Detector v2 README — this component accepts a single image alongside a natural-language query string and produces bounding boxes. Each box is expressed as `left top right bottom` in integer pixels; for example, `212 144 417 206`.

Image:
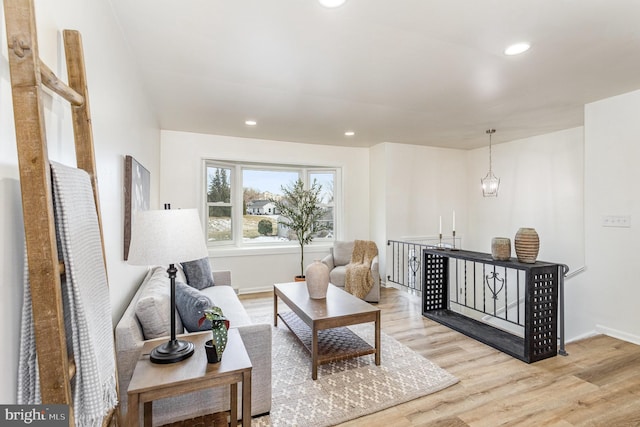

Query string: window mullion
233 164 243 245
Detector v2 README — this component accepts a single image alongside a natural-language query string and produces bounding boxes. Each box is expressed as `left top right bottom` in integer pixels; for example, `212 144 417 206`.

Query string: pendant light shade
481 129 500 197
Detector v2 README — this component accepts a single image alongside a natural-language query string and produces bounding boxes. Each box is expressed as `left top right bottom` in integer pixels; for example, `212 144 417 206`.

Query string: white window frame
203 160 341 249
204 161 235 245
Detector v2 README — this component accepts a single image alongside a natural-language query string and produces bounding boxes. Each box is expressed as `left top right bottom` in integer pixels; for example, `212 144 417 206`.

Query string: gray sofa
321 240 380 302
115 266 271 426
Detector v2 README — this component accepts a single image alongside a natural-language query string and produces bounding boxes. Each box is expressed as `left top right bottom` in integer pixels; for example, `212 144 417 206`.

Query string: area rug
251 316 458 427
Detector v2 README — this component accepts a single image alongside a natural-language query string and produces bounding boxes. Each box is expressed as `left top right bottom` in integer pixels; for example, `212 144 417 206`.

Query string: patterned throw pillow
181 257 215 290
175 281 214 332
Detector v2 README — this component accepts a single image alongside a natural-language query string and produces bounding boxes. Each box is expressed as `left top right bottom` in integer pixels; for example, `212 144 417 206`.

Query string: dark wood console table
422 248 560 363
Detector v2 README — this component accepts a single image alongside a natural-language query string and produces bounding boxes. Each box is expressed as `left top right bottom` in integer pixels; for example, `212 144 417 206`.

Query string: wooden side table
127 329 252 427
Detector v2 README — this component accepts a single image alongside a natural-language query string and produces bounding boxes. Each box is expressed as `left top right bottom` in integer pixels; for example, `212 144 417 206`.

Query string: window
243 168 299 243
309 171 335 239
204 161 339 247
205 164 233 243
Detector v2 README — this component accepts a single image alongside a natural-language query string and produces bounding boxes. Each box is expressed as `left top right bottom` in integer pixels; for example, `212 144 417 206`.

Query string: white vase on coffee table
305 260 330 299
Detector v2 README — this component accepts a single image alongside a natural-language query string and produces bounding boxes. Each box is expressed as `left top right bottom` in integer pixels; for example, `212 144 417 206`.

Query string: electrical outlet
602 215 631 228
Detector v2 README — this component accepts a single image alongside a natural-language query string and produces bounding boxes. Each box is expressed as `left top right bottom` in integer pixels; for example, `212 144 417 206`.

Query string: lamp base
150 339 195 364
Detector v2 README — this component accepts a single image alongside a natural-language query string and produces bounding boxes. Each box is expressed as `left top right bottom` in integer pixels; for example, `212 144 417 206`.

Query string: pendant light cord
486 129 495 174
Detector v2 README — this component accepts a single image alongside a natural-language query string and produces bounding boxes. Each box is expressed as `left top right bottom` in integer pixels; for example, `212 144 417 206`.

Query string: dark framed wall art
124 155 150 260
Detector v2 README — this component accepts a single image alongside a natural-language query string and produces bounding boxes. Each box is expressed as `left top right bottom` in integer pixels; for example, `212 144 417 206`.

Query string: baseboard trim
238 285 274 295
565 330 599 344
595 324 640 346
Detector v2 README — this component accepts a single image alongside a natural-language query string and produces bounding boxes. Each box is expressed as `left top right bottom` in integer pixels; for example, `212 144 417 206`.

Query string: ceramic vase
205 319 228 363
305 259 330 299
491 237 511 261
514 227 539 264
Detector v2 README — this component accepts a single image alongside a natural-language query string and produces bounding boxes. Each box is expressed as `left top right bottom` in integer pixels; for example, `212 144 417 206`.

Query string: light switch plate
602 215 631 228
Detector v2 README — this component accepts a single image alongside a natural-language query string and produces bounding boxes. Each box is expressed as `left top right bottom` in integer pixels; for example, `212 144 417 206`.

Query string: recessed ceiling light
504 42 530 56
319 0 347 8
245 120 257 126
344 131 355 136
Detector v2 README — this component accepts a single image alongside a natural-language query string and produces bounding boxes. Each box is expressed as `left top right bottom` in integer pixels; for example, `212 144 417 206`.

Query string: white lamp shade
127 209 208 266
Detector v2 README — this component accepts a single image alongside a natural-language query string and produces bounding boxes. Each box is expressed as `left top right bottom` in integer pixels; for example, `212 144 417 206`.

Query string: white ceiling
109 0 640 150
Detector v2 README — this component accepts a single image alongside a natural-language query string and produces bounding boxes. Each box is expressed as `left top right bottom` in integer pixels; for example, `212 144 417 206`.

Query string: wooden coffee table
274 282 381 380
127 329 252 427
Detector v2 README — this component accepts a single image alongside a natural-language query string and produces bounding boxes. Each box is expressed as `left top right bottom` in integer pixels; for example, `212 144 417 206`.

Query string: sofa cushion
175 281 214 332
329 265 347 287
181 257 215 290
134 267 183 339
332 240 355 266
201 285 252 328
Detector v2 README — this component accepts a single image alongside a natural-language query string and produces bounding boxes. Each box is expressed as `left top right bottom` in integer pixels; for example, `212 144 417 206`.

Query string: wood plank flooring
239 286 640 427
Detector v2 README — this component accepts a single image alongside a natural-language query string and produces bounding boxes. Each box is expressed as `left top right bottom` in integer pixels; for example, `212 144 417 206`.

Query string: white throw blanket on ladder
18 161 118 427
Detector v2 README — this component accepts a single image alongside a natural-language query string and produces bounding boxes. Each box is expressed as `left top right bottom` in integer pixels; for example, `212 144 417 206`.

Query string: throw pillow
135 267 184 339
333 240 355 266
181 257 215 290
175 281 214 332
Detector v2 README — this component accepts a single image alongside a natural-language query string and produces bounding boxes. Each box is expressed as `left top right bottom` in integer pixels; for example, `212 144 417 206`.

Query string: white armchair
321 240 380 302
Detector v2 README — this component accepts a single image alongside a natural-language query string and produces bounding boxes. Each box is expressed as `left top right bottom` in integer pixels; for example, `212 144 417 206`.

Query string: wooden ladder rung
39 60 84 106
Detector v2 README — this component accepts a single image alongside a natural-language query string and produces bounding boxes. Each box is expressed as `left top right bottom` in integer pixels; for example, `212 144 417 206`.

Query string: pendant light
481 129 500 197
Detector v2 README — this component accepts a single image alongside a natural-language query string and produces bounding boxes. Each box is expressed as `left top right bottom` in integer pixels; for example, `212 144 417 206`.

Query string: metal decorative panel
423 252 448 311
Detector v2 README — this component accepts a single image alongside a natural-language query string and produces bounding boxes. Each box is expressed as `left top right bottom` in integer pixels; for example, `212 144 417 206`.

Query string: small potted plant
271 178 329 280
198 306 229 363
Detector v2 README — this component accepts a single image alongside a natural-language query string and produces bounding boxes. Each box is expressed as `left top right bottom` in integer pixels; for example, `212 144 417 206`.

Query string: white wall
384 142 468 239
160 130 370 293
371 142 468 281
369 143 388 276
584 89 640 344
0 0 159 403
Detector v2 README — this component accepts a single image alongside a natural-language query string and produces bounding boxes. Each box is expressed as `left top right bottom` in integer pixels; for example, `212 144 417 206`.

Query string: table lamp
127 208 208 363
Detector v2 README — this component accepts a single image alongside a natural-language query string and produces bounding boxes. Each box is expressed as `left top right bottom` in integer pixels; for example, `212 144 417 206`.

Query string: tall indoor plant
271 178 329 279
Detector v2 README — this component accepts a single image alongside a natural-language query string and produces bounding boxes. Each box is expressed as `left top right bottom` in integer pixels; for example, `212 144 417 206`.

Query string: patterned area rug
252 316 458 427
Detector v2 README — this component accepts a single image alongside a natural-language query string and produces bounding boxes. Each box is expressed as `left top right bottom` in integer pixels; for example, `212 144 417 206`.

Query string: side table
127 329 252 427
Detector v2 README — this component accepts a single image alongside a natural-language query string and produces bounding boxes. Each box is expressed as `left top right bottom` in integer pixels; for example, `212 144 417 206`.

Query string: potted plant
271 178 329 280
198 306 229 363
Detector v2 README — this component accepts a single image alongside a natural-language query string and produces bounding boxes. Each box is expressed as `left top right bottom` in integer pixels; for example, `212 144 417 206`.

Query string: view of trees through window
243 169 299 242
206 166 232 242
206 163 336 245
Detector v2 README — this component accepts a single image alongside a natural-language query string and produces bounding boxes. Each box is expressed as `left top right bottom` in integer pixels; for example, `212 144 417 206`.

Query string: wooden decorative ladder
4 0 118 425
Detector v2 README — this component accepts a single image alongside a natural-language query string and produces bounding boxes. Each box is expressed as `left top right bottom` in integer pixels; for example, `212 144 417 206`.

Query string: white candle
439 216 442 234
453 210 456 232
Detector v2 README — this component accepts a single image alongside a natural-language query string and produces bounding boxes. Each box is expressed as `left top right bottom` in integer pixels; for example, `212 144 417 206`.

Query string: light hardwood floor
239 286 640 427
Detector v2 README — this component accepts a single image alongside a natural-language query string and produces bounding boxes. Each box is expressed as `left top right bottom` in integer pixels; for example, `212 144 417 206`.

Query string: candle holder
451 230 460 251
437 233 445 250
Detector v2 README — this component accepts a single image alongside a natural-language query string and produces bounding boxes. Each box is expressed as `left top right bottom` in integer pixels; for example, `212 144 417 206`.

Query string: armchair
321 240 380 302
